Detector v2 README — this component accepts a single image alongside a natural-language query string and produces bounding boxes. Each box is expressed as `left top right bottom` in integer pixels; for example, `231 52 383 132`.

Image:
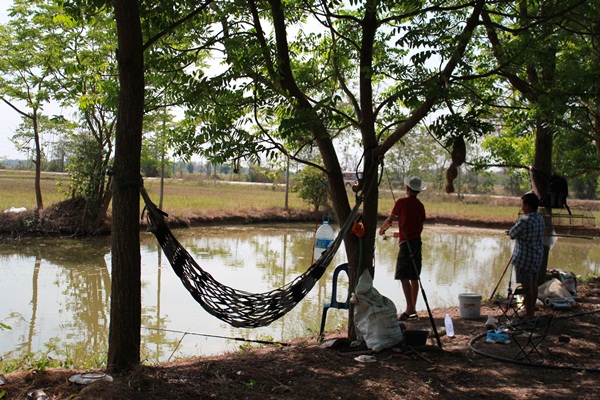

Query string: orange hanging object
352 221 365 238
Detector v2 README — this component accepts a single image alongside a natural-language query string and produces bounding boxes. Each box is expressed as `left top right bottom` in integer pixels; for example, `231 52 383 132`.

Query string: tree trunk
533 3 557 285
107 0 145 373
33 113 44 219
535 117 554 287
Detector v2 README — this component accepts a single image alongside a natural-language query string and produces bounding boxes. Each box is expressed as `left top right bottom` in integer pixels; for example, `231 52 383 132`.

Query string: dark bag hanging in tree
539 174 571 214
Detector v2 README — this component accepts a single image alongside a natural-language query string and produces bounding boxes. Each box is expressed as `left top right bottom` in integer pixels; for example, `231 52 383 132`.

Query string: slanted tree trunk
107 0 145 373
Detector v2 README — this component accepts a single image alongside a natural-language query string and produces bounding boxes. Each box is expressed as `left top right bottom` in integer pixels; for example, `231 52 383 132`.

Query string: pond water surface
1 223 598 365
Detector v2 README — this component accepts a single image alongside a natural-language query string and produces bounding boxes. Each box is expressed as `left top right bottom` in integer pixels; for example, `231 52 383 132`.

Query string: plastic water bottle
444 314 455 337
313 220 335 260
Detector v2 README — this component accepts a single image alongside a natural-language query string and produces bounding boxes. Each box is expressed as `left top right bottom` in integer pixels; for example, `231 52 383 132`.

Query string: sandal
398 312 418 321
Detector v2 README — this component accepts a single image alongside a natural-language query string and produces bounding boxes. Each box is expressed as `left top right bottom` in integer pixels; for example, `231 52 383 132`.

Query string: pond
1 223 598 365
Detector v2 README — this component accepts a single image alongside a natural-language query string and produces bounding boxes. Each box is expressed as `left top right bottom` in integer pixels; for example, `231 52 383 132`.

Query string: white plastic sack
3 207 27 214
538 278 574 302
546 269 577 295
352 271 403 352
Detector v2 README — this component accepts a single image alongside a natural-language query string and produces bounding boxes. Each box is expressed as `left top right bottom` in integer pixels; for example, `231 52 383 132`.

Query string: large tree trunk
108 0 145 373
534 116 555 287
532 2 557 286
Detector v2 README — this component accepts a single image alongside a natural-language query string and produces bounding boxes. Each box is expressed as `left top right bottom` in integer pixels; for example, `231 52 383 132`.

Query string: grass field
0 170 71 210
0 169 597 225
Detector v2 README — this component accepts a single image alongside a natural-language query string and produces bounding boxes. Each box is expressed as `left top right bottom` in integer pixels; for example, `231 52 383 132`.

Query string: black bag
539 174 571 214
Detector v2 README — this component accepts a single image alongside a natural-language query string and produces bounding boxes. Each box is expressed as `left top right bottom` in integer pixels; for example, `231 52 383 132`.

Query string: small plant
256 335 275 343
244 379 256 390
238 342 253 352
0 339 108 374
304 327 316 336
578 274 600 284
22 353 54 373
0 322 11 331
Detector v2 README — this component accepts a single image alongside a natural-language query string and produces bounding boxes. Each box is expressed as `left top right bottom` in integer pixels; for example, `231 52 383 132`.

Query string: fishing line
142 327 290 348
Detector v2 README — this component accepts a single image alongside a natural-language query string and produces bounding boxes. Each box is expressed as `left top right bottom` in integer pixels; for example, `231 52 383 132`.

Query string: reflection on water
1 224 598 365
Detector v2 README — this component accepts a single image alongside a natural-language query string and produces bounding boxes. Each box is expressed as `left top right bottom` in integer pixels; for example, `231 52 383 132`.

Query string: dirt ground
2 279 600 400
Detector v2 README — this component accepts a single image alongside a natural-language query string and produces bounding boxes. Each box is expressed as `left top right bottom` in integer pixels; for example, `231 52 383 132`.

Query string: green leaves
428 110 494 143
292 166 328 212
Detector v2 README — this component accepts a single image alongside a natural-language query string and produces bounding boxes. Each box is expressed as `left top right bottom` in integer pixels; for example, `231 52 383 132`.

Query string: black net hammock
140 187 363 328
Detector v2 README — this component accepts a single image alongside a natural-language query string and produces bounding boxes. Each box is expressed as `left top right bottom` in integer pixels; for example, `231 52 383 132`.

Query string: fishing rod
489 254 513 300
385 171 442 348
143 326 291 347
399 222 443 349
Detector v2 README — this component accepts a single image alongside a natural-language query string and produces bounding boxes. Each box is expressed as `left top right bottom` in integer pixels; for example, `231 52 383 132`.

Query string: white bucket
458 293 482 319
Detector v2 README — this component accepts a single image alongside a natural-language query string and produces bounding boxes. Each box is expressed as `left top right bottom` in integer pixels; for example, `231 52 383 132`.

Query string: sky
0 1 358 164
0 0 75 160
0 0 20 159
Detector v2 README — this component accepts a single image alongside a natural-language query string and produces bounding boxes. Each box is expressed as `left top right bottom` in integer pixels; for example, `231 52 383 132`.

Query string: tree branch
144 0 214 51
375 0 485 158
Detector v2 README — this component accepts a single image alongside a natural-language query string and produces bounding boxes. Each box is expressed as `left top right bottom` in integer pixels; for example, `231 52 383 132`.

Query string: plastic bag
545 269 577 295
352 271 403 352
538 278 575 302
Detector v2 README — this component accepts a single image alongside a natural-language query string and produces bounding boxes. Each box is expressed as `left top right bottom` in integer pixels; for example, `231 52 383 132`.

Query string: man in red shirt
379 176 426 321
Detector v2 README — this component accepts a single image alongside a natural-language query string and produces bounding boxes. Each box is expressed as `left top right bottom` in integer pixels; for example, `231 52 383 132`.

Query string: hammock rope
140 186 363 328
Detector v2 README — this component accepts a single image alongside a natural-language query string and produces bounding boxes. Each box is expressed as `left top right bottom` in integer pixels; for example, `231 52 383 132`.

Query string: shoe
398 312 418 321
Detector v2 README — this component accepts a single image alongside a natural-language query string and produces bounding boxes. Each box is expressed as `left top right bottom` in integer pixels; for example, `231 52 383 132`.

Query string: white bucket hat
404 176 426 192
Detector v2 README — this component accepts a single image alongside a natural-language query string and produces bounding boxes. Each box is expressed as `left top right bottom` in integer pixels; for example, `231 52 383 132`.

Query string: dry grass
0 170 598 227
0 170 70 210
142 177 307 212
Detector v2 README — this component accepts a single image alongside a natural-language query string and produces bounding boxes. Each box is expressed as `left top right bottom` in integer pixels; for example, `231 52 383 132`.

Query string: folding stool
512 314 554 363
495 285 527 322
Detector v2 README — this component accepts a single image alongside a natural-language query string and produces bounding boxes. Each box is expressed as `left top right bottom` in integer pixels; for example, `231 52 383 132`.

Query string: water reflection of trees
541 237 599 275
5 225 597 364
140 249 182 364
46 238 111 356
0 237 113 363
427 232 511 287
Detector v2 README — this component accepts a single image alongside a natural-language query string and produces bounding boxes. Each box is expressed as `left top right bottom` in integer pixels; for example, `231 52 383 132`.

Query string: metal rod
490 254 513 300
399 223 443 349
143 326 291 346
386 172 441 348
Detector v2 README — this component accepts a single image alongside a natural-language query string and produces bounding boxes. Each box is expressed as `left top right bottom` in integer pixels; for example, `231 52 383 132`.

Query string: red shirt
391 196 426 242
